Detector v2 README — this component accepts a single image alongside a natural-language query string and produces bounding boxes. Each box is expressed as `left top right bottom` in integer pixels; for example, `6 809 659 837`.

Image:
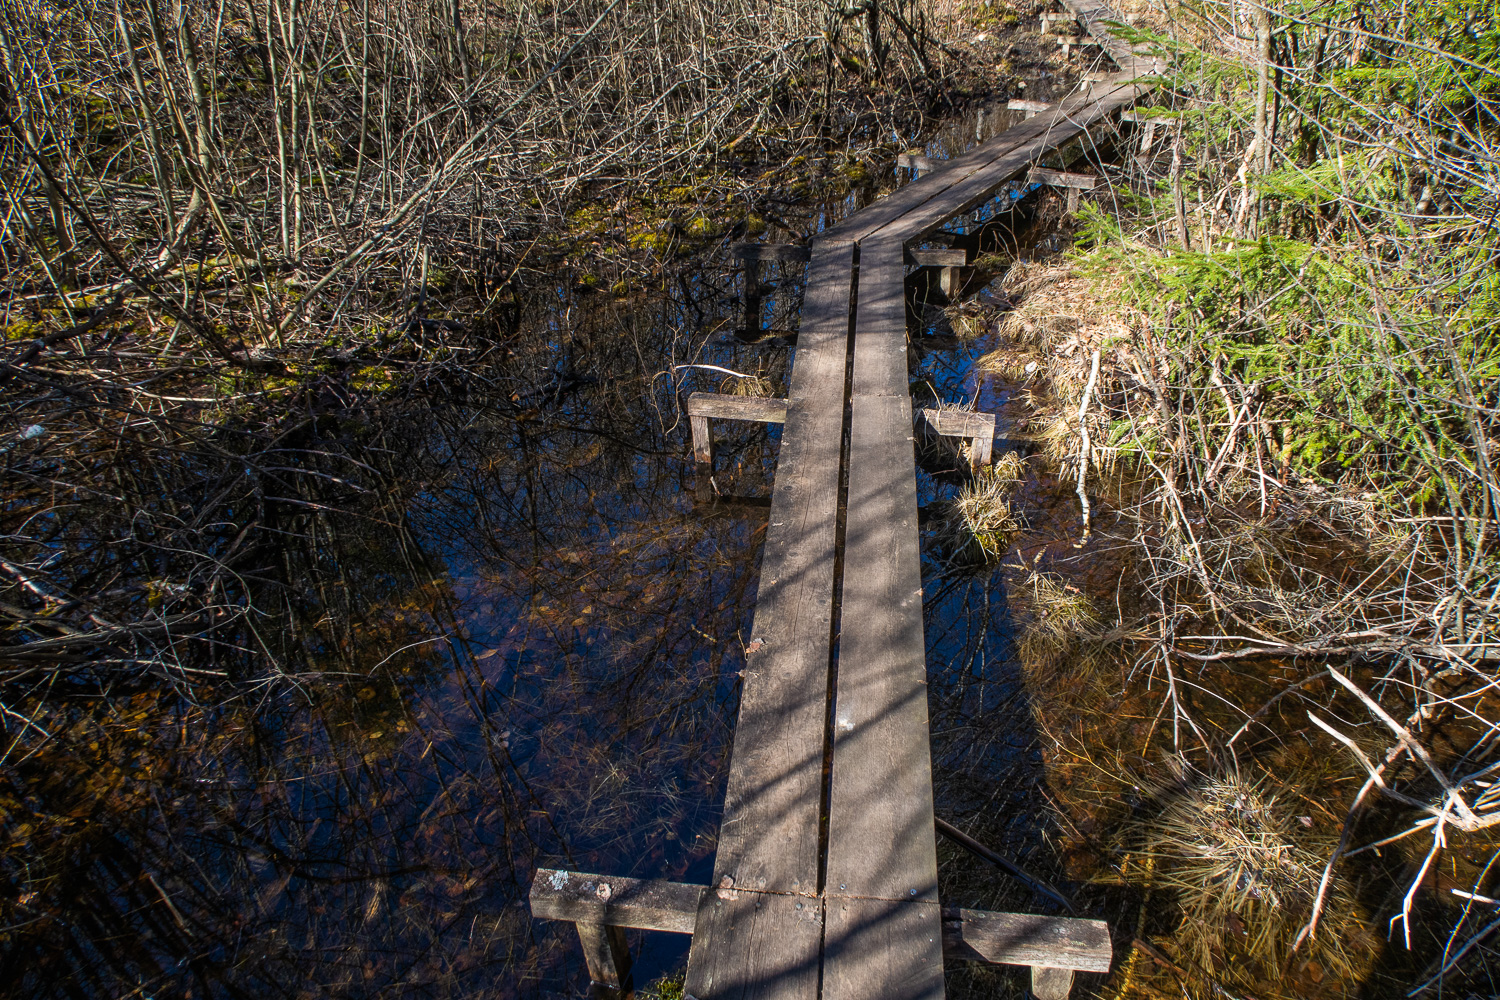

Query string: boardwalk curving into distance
531 4 1159 997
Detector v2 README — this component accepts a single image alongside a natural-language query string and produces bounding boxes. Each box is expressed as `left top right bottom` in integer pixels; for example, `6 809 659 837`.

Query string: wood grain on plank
686 392 789 423
823 897 945 1000
907 248 966 267
850 240 910 398
686 891 823 1000
825 394 938 904
918 409 995 441
942 909 1112 972
703 240 852 892
684 239 854 1000
530 870 705 933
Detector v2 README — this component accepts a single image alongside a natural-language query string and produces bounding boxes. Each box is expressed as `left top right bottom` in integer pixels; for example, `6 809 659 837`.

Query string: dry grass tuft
1011 571 1099 667
950 453 1027 562
722 374 775 397
1132 762 1364 989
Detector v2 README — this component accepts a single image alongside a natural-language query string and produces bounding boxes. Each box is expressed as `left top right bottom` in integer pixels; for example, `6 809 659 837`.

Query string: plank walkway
532 5 1156 997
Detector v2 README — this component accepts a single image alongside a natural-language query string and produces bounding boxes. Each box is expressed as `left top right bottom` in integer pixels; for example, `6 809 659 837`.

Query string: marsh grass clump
722 374 775 397
948 452 1026 562
639 972 686 1000
1011 571 1099 667
1134 763 1363 991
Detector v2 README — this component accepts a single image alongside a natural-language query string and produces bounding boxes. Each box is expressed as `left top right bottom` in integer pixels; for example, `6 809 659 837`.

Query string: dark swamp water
0 101 1100 1000
4 94 1473 999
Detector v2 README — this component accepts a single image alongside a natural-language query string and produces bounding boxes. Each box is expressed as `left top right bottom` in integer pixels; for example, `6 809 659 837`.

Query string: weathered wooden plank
704 240 852 891
1007 98 1054 115
918 408 995 441
687 891 823 1000
1028 167 1101 190
865 81 1147 245
825 393 937 904
823 897 945 1000
684 239 854 1000
535 868 1110 979
819 109 1062 244
1038 10 1077 33
941 909 1112 973
1120 109 1174 125
851 239 910 398
1058 0 1159 74
530 869 704 933
907 248 967 267
824 68 1148 246
687 392 789 423
732 243 812 262
897 152 938 172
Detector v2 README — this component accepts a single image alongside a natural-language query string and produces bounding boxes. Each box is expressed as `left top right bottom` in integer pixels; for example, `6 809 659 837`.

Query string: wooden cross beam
1006 99 1054 118
918 408 996 471
1026 167 1102 214
531 870 1112 1000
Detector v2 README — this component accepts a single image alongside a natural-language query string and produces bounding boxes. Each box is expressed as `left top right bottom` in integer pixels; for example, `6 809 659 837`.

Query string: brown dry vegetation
0 0 988 706
958 0 1500 995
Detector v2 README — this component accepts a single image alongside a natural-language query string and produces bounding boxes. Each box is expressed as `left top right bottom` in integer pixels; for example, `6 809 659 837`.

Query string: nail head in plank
685 891 823 1000
941 909 1112 973
530 869 705 934
706 240 854 894
687 392 789 423
823 897 945 1000
825 394 939 902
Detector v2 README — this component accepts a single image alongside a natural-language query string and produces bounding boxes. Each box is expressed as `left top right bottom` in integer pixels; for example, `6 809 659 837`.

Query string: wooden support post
1031 966 1075 1000
939 266 959 299
577 921 633 999
1135 118 1158 172
970 425 994 470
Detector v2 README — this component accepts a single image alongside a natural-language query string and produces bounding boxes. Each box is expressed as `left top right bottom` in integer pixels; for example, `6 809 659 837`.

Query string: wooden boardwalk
531 5 1156 998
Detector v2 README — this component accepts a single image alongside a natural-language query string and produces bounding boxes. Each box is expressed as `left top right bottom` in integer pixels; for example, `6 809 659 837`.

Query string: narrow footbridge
531 6 1157 997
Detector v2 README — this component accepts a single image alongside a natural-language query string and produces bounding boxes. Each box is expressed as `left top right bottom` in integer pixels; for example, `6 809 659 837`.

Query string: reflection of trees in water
1 267 787 997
